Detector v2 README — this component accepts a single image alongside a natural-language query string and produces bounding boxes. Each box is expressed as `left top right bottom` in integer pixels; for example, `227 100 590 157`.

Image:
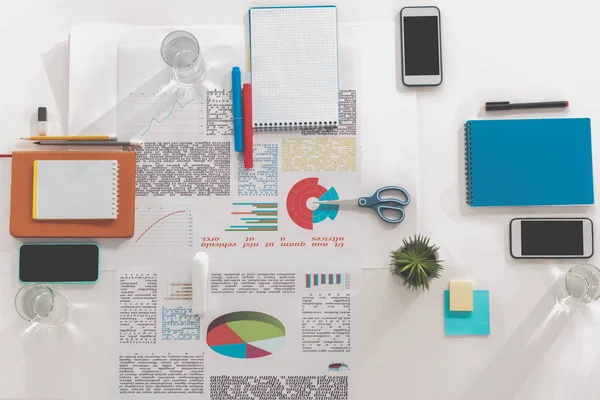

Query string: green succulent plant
390 235 443 291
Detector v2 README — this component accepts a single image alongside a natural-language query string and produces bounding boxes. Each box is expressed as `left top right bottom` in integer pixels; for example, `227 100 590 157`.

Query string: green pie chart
206 311 286 359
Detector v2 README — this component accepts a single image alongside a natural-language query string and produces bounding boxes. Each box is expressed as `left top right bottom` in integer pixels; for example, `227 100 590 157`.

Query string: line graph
140 99 194 136
127 206 193 247
135 210 186 242
119 93 206 138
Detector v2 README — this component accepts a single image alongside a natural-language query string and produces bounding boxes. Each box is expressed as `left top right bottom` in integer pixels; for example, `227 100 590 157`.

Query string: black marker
485 101 569 111
37 107 47 136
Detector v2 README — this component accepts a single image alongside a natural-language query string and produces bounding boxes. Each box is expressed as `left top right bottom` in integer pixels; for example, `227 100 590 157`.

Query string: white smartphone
510 218 594 259
400 6 443 86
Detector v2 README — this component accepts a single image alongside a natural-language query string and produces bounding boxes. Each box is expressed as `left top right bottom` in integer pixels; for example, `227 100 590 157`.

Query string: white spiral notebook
249 6 339 130
33 160 119 220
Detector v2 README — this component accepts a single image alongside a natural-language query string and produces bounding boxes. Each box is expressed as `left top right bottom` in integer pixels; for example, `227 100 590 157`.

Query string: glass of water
161 30 206 85
555 264 600 305
15 284 70 327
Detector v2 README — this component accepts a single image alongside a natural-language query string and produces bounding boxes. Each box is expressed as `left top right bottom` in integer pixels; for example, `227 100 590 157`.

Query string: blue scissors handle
375 204 406 224
358 186 410 224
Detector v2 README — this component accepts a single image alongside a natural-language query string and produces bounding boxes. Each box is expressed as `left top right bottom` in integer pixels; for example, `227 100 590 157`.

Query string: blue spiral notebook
465 118 594 207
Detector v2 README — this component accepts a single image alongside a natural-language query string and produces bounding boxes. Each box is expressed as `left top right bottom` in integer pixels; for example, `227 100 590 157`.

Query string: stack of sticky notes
444 281 490 336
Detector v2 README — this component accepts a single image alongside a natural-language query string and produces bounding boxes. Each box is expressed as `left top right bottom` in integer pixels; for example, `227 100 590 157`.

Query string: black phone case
509 218 594 259
18 242 100 283
399 6 443 87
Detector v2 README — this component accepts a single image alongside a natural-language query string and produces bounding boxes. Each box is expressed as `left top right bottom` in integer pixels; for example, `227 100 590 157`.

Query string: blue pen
231 67 243 152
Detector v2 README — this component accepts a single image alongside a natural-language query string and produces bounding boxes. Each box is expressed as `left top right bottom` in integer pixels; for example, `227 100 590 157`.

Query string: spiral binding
253 121 338 131
464 122 474 206
112 161 119 218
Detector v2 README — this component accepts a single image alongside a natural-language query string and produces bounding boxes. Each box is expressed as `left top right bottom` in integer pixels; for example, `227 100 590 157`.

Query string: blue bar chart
226 202 278 232
305 273 350 290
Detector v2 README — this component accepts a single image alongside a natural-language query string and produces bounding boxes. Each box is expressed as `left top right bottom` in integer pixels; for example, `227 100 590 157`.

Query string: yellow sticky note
449 281 473 311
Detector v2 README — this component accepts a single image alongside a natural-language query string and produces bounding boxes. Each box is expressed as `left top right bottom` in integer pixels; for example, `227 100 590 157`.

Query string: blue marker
231 66 243 152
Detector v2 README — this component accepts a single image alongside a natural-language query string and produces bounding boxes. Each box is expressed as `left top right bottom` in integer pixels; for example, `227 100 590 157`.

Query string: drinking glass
555 264 600 305
161 30 206 85
15 284 70 327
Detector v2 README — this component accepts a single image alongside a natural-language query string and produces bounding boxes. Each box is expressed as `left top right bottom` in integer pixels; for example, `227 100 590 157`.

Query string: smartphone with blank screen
400 6 443 86
510 218 594 259
19 243 100 283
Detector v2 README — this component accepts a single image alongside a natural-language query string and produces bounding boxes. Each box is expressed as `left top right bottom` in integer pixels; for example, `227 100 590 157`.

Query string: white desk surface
2 0 600 399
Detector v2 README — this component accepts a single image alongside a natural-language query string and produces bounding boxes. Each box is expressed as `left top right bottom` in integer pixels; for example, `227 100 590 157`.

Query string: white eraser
192 252 210 317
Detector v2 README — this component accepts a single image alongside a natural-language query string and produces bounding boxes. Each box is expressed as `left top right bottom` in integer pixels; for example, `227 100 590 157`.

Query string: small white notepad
249 6 339 129
33 160 119 220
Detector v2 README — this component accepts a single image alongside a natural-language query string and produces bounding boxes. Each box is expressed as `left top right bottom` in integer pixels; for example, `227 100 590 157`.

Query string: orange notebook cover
10 151 136 238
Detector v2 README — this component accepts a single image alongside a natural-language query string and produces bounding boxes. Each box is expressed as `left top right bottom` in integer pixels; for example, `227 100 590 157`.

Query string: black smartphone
400 6 443 86
510 218 594 259
19 243 100 283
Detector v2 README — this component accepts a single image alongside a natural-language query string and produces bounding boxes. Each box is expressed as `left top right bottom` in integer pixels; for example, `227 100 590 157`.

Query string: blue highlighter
231 66 243 152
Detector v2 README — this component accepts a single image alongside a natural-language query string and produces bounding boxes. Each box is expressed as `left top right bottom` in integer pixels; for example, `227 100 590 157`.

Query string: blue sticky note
444 290 490 336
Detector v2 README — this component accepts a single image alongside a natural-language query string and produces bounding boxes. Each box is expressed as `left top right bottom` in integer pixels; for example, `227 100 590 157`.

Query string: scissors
316 186 410 224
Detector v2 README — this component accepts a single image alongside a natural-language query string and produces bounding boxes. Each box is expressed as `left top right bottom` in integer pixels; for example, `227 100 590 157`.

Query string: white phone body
510 218 594 259
400 6 443 86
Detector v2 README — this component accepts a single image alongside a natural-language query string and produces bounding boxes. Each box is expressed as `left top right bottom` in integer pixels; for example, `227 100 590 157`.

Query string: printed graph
226 202 278 232
286 178 339 230
329 362 349 372
207 311 286 359
120 93 205 137
128 206 193 247
305 273 350 290
164 283 192 301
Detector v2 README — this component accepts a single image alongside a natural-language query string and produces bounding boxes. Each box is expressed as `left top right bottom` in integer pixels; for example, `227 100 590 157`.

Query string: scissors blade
313 199 359 206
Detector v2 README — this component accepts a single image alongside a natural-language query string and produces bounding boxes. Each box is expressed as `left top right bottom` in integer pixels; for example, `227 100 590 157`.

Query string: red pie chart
286 177 339 230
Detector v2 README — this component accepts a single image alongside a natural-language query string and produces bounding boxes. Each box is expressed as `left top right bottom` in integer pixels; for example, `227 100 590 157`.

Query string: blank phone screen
19 244 99 282
403 16 440 76
521 221 584 256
